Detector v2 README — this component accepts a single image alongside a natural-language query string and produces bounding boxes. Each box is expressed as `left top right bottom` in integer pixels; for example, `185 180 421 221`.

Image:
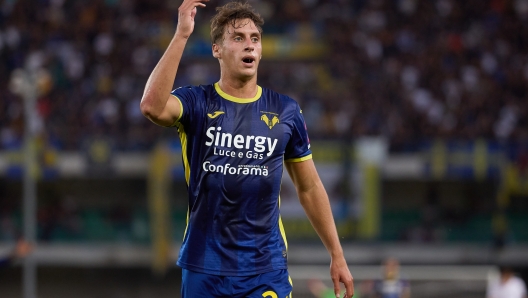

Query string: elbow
139 97 157 119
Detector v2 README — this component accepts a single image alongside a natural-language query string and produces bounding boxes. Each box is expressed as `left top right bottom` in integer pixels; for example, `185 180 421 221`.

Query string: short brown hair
210 1 264 44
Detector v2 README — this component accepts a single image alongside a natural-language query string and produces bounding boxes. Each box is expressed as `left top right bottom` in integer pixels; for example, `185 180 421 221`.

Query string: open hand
176 0 209 39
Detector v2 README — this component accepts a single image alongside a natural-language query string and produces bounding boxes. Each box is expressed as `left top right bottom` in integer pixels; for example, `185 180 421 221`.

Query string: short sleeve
170 85 205 128
284 103 312 162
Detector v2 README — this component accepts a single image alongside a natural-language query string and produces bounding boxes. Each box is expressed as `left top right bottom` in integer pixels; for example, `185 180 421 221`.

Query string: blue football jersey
374 279 410 298
172 83 312 276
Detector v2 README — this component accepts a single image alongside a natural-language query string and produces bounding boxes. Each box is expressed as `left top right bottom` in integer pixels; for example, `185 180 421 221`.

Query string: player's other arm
285 159 354 298
140 0 209 126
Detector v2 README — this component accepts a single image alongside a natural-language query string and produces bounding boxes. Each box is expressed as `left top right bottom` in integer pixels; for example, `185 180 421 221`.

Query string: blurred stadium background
1 0 528 297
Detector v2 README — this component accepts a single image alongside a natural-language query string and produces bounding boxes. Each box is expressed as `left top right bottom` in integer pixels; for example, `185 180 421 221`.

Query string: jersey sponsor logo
260 111 280 129
207 111 225 119
205 126 278 158
202 161 269 176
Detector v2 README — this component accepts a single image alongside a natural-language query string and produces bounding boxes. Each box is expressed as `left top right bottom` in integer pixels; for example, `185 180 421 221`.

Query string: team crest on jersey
260 111 280 129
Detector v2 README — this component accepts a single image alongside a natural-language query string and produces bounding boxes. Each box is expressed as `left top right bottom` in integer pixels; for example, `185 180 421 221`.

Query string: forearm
141 34 188 118
287 160 354 297
299 183 343 257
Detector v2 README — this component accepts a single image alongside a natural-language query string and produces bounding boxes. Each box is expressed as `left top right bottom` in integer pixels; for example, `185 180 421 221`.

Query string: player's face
213 18 262 81
384 259 400 280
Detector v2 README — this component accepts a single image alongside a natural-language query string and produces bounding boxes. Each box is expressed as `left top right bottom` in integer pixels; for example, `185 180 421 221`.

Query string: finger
180 0 208 11
344 278 354 298
333 277 341 298
179 0 208 21
190 0 210 8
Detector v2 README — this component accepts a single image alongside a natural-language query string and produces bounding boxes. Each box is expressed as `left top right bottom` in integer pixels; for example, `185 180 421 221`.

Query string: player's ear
212 43 221 59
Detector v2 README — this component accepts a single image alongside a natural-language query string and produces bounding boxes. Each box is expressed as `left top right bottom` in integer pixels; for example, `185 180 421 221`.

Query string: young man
140 0 354 297
372 258 410 298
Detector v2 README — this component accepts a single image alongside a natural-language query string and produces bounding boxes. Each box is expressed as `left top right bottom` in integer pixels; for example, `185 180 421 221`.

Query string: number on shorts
262 291 278 298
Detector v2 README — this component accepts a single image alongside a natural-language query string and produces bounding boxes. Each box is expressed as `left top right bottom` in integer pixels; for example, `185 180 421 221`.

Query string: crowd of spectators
1 0 528 152
3 0 528 246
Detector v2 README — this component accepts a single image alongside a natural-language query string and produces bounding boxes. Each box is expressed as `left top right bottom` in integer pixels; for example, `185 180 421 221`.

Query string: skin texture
140 1 354 297
212 18 262 98
285 160 354 297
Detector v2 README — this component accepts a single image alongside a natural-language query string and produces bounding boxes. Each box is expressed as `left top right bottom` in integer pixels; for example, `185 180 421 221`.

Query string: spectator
487 265 528 298
1 1 527 151
0 239 34 267
371 257 410 298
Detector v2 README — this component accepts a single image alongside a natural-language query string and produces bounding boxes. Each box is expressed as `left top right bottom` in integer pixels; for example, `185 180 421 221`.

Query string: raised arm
140 0 209 126
285 159 354 298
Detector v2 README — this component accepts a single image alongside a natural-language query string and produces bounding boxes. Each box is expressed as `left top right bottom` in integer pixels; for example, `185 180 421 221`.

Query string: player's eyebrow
231 31 261 40
232 29 259 35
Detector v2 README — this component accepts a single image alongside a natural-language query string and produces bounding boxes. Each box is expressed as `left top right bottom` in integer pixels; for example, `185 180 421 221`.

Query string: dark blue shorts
181 269 293 298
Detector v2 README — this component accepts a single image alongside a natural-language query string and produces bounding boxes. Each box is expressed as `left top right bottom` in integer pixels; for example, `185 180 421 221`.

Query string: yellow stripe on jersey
278 216 287 250
278 196 288 250
175 123 191 185
183 206 189 242
285 154 312 163
175 121 191 240
214 82 262 103
170 95 184 127
289 275 293 298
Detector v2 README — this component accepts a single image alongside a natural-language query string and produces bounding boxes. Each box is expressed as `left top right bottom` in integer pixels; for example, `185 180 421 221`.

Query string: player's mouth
242 56 256 66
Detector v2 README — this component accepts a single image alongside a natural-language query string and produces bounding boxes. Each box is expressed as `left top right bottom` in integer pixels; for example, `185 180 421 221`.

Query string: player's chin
238 69 257 79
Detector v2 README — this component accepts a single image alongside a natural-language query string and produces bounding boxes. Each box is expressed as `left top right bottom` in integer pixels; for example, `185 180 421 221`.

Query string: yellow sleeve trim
285 154 312 163
170 94 184 127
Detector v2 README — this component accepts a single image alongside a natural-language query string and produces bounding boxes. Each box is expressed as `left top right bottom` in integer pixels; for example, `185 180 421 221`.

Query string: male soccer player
372 258 410 298
140 0 354 297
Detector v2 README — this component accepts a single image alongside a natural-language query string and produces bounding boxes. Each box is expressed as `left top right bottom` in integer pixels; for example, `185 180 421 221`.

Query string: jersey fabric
172 82 312 276
181 268 293 298
373 278 410 298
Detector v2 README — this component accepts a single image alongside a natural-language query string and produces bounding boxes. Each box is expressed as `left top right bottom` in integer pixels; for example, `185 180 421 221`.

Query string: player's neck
217 77 258 99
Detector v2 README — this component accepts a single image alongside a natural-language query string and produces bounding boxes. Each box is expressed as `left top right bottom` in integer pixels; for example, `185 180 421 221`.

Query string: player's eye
251 37 259 42
234 36 242 41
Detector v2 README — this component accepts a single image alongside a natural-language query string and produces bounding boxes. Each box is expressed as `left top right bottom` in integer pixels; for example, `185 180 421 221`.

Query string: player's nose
244 44 254 51
244 38 254 51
